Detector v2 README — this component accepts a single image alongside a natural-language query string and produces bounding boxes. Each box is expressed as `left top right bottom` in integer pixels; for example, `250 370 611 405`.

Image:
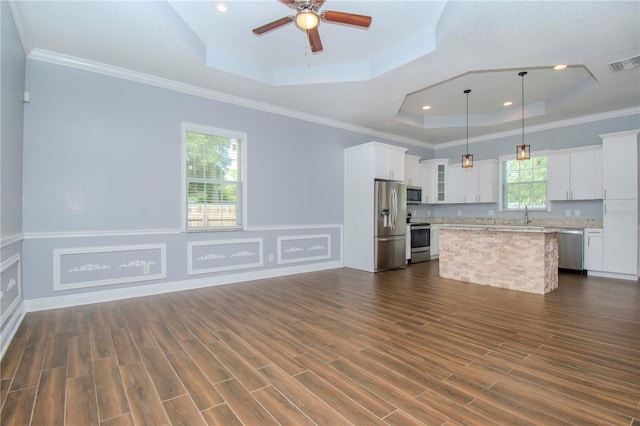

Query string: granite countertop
435 224 557 233
411 216 602 229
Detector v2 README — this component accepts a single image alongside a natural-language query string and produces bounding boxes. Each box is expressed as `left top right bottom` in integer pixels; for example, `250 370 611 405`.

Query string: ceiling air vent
609 55 640 72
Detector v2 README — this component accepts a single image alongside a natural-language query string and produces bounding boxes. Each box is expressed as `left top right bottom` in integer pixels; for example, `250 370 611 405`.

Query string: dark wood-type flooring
1 261 639 425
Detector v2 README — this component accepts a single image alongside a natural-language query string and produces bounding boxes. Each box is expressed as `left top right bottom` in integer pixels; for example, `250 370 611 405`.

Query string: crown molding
7 1 34 55
435 106 640 150
27 49 432 150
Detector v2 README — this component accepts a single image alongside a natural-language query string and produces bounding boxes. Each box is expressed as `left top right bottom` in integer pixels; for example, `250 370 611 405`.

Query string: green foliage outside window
503 156 547 210
186 130 242 229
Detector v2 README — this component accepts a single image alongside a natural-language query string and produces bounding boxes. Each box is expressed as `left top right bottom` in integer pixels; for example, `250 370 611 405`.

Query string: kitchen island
437 225 559 294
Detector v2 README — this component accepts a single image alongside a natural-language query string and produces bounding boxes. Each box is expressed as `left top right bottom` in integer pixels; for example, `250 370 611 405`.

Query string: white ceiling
9 0 640 148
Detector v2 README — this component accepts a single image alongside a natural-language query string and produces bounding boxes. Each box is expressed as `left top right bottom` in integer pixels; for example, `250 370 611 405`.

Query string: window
182 123 246 231
501 155 548 210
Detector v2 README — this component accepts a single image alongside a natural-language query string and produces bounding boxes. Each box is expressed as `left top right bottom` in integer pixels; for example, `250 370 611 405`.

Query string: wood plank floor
1 261 639 425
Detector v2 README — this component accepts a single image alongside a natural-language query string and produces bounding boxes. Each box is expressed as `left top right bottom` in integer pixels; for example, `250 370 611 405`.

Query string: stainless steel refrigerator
374 179 407 271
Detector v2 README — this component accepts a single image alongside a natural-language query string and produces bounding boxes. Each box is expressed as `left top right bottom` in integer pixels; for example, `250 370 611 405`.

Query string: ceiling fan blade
321 11 372 28
307 27 323 52
280 0 296 5
252 16 294 34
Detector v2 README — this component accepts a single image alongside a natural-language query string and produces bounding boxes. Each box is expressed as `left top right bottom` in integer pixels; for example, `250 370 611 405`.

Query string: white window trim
181 122 248 232
498 149 550 212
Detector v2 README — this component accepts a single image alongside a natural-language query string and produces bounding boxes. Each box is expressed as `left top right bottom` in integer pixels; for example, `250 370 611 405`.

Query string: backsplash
413 216 602 228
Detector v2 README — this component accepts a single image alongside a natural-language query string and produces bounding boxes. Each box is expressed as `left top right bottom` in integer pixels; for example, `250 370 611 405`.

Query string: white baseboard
586 270 639 281
25 260 344 312
0 302 26 360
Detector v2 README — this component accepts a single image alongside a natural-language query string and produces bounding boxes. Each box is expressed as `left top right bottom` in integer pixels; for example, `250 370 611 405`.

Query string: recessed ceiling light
554 64 567 70
217 3 228 12
422 105 431 111
503 101 513 107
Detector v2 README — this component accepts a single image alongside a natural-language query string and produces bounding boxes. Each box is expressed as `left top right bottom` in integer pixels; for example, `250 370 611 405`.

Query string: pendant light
462 89 473 168
516 71 530 161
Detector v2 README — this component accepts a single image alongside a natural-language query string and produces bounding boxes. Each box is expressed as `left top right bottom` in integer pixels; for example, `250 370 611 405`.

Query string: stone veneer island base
438 225 559 294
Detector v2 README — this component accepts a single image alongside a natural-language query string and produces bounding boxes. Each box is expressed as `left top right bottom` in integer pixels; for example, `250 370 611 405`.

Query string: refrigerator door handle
391 187 397 232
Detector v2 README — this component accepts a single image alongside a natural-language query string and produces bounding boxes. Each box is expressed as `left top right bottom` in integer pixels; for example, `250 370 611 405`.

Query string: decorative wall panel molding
54 244 166 291
1 254 22 326
1 234 23 248
277 234 331 264
188 238 263 275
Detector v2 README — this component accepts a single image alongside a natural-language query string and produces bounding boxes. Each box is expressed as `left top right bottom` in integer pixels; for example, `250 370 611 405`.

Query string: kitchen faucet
524 206 531 225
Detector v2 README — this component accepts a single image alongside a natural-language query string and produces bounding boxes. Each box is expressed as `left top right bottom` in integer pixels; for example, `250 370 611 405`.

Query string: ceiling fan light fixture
296 11 319 30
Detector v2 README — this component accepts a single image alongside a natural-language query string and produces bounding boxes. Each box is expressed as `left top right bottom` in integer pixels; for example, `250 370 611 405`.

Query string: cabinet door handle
570 190 573 200
587 236 590 247
604 189 607 199
566 191 569 200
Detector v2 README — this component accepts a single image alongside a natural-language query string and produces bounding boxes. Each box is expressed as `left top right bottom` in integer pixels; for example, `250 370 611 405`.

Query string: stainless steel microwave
406 186 422 205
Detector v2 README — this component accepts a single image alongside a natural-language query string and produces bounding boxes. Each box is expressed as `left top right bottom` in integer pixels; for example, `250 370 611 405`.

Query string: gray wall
21 59 431 301
1 1 26 354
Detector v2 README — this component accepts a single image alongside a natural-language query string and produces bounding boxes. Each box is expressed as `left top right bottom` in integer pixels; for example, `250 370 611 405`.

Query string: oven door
410 225 431 262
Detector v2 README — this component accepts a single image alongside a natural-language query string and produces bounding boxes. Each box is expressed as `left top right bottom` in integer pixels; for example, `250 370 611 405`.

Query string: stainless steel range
410 223 431 263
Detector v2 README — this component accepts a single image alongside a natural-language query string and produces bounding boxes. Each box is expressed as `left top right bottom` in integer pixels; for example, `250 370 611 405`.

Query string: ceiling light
422 105 431 111
516 71 530 161
503 101 513 107
462 89 473 169
296 11 319 30
553 64 567 70
216 3 227 12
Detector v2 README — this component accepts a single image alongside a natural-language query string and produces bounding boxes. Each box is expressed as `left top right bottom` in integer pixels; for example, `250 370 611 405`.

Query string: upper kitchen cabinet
370 142 407 180
601 130 639 200
446 160 498 204
405 154 421 186
421 159 449 203
547 147 603 200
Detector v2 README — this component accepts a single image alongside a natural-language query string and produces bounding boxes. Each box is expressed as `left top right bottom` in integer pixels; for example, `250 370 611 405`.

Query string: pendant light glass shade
462 89 473 168
296 11 319 30
516 71 530 161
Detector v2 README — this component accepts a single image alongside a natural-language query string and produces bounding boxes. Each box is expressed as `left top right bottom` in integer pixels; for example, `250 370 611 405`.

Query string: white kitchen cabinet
430 227 439 258
603 199 638 276
420 162 434 203
448 164 465 204
344 142 408 272
406 230 411 263
405 154 421 186
447 160 498 204
601 130 638 200
547 148 603 200
420 159 449 203
584 228 603 272
374 144 406 180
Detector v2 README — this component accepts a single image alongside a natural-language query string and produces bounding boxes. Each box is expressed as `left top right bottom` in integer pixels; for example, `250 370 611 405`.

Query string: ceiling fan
252 0 372 53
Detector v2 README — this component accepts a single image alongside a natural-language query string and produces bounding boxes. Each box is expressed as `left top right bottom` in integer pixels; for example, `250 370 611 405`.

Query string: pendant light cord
466 91 469 152
464 89 471 152
520 71 527 145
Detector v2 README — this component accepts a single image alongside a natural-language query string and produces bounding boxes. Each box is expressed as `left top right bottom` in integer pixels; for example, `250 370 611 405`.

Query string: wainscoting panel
1 254 21 326
277 234 331 264
188 238 264 275
54 244 166 291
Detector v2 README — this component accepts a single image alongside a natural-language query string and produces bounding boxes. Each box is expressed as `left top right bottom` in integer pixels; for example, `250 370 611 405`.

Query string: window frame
498 150 550 212
181 122 247 232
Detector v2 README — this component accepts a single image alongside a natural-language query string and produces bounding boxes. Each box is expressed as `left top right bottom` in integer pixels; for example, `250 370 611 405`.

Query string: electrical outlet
488 210 495 216
142 262 151 275
574 209 581 217
457 210 462 216
268 254 274 262
565 209 571 217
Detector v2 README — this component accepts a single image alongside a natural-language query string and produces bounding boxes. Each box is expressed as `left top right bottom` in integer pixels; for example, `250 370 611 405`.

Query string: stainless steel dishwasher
557 229 584 271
